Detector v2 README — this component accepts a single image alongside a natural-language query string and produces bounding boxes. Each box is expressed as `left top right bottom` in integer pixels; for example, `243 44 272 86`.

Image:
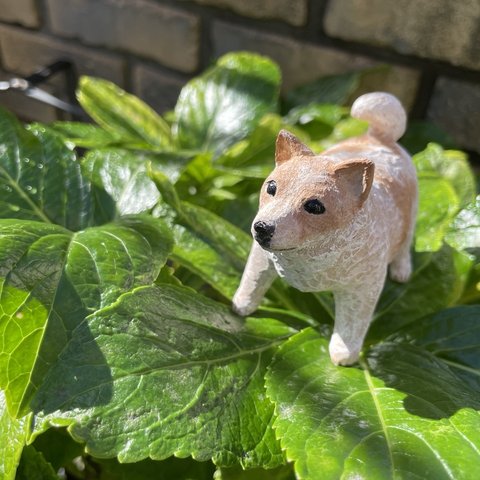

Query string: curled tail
351 92 407 142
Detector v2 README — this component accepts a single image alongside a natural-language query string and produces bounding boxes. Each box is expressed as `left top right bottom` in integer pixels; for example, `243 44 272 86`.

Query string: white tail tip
351 92 407 142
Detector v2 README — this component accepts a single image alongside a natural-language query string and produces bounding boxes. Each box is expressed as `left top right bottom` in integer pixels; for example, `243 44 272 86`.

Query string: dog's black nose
253 221 275 245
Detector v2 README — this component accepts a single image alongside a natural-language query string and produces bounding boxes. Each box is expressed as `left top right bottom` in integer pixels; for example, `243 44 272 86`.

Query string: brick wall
0 0 479 159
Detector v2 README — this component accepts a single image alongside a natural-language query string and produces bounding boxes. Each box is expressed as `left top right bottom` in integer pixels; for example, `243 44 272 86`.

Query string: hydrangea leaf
173 52 281 156
32 285 293 469
0 109 93 230
266 328 480 480
77 77 172 148
0 216 172 417
371 245 472 339
0 390 29 480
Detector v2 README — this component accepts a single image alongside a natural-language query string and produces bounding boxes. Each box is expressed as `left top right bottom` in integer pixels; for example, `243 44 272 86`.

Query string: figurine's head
252 130 375 251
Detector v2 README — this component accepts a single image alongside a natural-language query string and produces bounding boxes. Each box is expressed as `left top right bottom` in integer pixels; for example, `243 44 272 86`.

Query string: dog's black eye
266 180 277 196
304 199 325 215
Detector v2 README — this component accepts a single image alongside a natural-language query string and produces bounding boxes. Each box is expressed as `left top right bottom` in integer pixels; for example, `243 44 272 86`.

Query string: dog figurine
232 92 418 365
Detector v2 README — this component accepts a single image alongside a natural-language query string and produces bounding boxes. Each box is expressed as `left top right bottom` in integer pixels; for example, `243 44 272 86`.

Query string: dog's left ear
275 130 314 166
333 159 375 206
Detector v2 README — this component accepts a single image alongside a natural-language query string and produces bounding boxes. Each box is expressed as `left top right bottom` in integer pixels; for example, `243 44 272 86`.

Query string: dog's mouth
255 238 297 253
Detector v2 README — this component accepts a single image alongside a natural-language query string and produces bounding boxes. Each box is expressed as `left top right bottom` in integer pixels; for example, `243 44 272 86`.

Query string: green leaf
266 328 480 480
149 168 184 213
414 143 476 210
173 52 281 156
0 216 172 417
446 195 480 251
171 224 242 299
0 390 29 480
77 77 172 148
216 114 287 178
371 245 472 339
413 143 476 251
33 285 288 468
415 175 459 251
284 104 347 142
15 445 58 480
0 109 93 230
392 305 480 389
169 200 252 298
151 171 253 297
82 149 160 216
284 72 361 110
179 201 251 270
50 121 122 148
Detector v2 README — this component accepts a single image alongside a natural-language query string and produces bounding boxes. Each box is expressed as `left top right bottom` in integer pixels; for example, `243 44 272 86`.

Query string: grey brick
324 0 480 70
189 0 307 26
46 0 200 73
132 63 186 114
212 21 420 110
0 25 125 85
427 77 480 153
0 0 40 28
355 66 420 112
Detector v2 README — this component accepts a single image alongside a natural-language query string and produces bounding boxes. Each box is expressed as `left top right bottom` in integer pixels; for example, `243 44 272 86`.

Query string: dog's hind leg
389 216 416 283
232 242 277 316
389 241 413 283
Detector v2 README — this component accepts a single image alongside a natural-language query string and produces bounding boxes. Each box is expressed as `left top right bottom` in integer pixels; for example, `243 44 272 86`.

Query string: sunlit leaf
173 52 281 156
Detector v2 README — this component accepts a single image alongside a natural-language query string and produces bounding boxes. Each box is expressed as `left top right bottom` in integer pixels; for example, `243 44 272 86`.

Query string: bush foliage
0 52 479 480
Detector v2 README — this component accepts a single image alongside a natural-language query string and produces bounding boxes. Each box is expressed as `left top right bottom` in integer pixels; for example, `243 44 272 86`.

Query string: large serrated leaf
77 77 172 148
0 390 29 480
173 52 281 156
0 109 93 230
0 216 172 417
266 328 480 480
32 285 293 468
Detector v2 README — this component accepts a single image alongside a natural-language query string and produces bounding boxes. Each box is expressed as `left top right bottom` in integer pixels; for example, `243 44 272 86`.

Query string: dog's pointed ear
275 130 314 166
333 159 375 206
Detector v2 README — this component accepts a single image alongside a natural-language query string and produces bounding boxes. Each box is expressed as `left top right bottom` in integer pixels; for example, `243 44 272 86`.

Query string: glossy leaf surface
0 110 93 230
33 285 291 468
0 216 172 417
77 77 172 148
0 390 29 480
173 52 281 156
266 328 480 480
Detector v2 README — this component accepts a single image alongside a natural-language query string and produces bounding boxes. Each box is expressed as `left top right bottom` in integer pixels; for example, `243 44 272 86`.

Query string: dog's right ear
275 130 314 166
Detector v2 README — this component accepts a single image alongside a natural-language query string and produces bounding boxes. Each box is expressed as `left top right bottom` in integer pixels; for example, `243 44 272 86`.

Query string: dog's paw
389 258 412 283
232 294 255 317
329 334 361 366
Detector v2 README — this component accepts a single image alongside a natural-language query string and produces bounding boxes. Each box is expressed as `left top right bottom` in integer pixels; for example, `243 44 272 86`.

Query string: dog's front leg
329 274 386 366
232 242 277 316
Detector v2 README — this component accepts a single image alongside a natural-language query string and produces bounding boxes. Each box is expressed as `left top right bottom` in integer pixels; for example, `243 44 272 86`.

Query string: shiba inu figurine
232 92 418 365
